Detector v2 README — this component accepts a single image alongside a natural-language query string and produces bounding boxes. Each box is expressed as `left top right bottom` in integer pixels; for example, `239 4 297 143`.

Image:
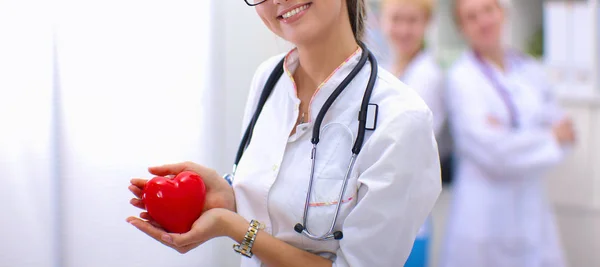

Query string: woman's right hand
129 161 236 213
552 118 576 146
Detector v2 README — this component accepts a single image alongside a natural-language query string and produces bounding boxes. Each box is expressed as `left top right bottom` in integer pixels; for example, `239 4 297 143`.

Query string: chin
396 48 413 56
395 43 420 55
282 27 323 47
474 40 502 52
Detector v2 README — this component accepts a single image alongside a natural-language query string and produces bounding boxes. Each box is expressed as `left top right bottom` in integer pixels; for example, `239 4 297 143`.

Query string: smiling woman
127 1 441 267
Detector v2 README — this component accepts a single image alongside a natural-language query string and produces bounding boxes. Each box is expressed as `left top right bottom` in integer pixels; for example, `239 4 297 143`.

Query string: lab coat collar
282 47 363 124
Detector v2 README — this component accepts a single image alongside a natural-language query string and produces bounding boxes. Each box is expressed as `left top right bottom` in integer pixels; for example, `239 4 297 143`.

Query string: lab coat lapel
307 49 362 125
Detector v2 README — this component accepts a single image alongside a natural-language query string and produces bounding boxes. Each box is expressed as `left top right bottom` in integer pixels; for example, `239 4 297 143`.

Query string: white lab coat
399 50 451 160
397 50 447 246
441 50 567 267
232 48 442 267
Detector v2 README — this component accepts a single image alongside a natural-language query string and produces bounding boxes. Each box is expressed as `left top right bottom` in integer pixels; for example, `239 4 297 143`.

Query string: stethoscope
224 42 379 241
473 51 520 129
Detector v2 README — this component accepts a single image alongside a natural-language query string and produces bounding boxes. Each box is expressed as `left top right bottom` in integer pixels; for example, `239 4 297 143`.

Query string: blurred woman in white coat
380 0 449 266
380 0 454 184
440 0 576 266
380 0 446 142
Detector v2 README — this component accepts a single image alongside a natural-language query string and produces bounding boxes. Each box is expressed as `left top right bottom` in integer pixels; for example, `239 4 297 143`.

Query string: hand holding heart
129 161 236 213
127 161 237 253
128 207 234 254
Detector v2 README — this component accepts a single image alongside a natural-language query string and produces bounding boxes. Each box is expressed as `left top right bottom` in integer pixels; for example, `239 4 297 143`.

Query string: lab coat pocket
312 122 355 180
304 179 357 237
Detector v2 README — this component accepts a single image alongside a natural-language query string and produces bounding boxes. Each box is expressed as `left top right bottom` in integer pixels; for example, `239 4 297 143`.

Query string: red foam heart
142 171 206 233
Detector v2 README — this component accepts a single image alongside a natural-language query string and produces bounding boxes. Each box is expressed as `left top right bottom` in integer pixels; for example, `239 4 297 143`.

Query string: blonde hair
347 0 367 41
381 0 436 19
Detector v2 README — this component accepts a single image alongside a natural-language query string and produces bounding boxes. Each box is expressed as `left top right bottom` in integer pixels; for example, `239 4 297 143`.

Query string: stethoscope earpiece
294 223 304 233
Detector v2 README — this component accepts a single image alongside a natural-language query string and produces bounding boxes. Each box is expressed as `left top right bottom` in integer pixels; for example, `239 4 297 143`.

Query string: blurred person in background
440 0 576 266
379 0 450 266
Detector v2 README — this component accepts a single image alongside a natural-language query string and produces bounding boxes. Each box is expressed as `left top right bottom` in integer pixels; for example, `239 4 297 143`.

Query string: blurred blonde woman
380 0 448 266
441 0 575 266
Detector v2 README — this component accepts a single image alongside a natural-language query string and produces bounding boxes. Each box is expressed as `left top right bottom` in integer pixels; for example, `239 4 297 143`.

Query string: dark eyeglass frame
244 0 267 6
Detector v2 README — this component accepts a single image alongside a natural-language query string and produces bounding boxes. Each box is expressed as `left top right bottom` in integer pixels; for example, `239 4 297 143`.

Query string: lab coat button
272 164 278 171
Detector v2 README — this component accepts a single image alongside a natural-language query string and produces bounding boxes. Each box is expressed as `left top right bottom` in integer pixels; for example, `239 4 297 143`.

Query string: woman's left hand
127 208 231 254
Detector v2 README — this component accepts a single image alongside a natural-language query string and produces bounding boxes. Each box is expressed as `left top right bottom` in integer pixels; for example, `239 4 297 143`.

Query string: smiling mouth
277 3 312 20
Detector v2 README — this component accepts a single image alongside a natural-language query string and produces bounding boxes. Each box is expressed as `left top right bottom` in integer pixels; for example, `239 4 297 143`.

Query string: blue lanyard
473 51 520 129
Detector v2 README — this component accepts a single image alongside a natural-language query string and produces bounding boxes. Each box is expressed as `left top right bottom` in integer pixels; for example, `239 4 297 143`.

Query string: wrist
221 209 249 243
228 186 237 212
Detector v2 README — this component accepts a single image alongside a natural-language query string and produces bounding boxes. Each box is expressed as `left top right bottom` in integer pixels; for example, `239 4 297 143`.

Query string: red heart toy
142 171 206 233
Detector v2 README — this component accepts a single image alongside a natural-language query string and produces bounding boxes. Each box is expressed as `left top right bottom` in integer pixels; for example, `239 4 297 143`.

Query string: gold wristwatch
233 220 264 258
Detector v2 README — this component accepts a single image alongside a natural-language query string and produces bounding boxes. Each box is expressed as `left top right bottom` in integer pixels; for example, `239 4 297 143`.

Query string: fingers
163 231 204 248
130 179 148 189
568 127 577 143
126 216 201 254
128 216 196 248
174 243 201 254
130 198 145 210
127 217 169 244
148 162 194 176
129 184 144 198
140 212 164 229
486 115 505 128
148 161 211 177
140 211 151 220
487 115 501 127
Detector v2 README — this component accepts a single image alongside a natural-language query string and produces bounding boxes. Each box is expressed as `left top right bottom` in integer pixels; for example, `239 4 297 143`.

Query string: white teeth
282 4 309 19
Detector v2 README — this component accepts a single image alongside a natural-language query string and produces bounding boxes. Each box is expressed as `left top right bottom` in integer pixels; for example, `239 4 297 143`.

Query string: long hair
347 0 367 41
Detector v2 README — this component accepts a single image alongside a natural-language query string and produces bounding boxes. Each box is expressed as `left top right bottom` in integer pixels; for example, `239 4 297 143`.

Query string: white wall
542 2 600 265
546 99 600 267
54 1 227 266
0 2 58 266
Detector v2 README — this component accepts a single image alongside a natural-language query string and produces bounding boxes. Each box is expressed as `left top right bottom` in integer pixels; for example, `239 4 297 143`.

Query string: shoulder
414 51 443 77
356 65 437 170
512 50 541 67
242 53 288 122
246 53 287 101
371 66 433 130
514 53 546 78
252 53 288 85
447 51 476 81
